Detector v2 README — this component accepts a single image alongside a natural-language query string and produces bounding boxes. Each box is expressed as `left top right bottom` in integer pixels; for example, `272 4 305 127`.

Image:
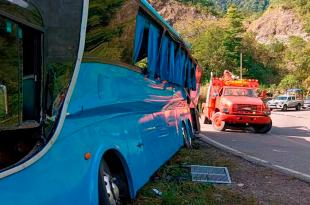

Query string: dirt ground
133 139 310 205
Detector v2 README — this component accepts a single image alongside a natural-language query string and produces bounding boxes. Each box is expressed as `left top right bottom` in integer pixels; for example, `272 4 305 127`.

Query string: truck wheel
212 112 226 131
204 116 212 124
295 104 301 111
282 105 287 111
253 121 272 134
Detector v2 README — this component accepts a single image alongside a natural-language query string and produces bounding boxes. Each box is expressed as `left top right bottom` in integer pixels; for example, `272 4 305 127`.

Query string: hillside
149 0 217 39
247 7 310 44
149 0 310 91
175 0 269 13
208 0 269 12
149 0 215 26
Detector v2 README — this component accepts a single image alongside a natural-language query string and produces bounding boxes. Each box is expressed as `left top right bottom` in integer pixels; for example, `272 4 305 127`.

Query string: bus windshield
0 16 25 128
0 15 43 129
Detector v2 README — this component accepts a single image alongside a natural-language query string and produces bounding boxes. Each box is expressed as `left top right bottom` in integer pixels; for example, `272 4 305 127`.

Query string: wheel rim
102 172 120 205
214 115 222 128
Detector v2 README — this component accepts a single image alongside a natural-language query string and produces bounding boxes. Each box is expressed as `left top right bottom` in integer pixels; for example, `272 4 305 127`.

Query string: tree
191 25 227 78
278 75 299 90
223 5 244 73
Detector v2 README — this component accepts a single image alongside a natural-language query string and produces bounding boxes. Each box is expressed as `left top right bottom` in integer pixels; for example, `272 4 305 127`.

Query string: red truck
203 71 272 133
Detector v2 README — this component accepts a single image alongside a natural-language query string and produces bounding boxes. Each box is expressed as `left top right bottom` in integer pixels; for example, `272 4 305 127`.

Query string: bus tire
295 104 301 111
187 120 195 140
182 123 192 149
99 159 127 205
212 112 226 131
253 121 272 134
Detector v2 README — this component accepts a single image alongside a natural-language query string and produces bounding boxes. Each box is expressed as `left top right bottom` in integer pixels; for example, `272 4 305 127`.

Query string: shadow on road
201 124 309 138
271 126 310 138
272 109 310 113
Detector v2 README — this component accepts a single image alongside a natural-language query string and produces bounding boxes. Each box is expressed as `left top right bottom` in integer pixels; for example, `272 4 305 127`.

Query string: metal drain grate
190 165 231 184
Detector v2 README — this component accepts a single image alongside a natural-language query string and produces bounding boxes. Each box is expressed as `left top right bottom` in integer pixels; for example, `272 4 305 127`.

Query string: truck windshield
276 96 288 100
223 88 257 97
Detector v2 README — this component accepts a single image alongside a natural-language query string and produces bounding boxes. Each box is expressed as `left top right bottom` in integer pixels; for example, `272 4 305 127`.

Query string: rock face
148 0 215 26
248 8 310 44
148 0 216 38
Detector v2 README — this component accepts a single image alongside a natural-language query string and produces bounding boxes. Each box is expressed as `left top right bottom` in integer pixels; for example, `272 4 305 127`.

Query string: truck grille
232 104 263 115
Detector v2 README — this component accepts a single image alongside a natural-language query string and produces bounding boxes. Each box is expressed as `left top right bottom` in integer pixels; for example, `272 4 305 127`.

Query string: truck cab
204 71 272 133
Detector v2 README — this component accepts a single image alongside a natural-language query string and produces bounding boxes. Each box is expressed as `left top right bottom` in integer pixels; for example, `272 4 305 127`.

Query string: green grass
131 141 257 205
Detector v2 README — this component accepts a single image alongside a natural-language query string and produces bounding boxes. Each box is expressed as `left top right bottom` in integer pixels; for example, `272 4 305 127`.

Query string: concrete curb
198 133 310 184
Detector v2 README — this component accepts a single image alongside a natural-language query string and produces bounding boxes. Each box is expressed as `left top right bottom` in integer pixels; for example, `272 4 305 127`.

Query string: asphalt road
200 109 310 179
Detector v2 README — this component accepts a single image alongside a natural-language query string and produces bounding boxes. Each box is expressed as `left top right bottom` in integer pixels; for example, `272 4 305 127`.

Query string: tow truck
203 70 272 133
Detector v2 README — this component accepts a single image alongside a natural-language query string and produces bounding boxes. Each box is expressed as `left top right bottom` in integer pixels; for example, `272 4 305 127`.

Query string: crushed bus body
0 0 201 204
203 70 272 133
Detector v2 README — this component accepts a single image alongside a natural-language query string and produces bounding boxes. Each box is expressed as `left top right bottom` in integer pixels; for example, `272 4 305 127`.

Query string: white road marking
270 133 310 148
199 134 310 183
273 165 310 180
273 149 288 153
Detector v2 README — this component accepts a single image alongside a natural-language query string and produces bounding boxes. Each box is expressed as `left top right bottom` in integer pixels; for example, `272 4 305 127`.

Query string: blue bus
0 0 202 204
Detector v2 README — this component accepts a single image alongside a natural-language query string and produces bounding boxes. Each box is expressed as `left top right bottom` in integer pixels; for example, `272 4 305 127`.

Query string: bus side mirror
0 84 8 117
213 93 219 97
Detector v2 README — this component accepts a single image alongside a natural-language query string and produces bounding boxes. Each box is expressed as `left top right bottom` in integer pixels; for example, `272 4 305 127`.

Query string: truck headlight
222 104 230 114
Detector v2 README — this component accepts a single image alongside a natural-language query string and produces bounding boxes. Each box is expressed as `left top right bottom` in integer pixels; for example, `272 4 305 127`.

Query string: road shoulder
199 133 310 183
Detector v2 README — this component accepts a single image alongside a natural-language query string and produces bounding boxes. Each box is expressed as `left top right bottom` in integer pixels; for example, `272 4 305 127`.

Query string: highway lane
200 109 310 177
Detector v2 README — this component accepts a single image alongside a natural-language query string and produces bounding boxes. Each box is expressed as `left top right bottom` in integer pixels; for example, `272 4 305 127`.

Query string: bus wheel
99 160 123 205
182 123 192 148
212 112 226 131
253 121 272 134
282 105 288 111
295 104 301 111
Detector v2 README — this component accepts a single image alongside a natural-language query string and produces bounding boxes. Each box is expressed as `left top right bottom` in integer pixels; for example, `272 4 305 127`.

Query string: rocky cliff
247 7 310 44
149 0 216 38
149 0 214 26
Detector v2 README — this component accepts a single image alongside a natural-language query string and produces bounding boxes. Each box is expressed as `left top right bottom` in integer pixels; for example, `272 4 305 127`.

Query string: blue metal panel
159 35 169 80
0 62 190 204
147 24 161 78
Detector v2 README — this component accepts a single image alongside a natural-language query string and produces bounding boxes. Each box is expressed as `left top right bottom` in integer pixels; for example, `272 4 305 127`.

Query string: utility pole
240 53 243 80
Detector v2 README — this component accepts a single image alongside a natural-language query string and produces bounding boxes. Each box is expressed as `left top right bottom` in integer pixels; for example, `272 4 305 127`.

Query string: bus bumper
220 114 271 125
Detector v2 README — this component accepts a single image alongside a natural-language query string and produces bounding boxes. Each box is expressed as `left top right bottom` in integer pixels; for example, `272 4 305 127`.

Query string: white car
267 95 304 111
303 97 310 109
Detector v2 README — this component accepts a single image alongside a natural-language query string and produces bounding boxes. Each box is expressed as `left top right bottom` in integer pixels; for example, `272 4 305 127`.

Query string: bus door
22 26 42 122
